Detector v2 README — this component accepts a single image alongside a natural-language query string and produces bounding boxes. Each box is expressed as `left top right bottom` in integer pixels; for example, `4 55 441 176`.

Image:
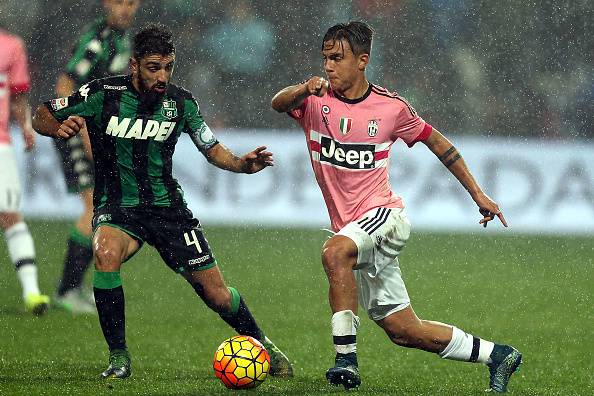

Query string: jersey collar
332 82 372 104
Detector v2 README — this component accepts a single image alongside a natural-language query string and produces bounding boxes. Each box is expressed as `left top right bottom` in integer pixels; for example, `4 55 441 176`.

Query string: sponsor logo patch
50 97 69 111
96 213 112 223
188 256 211 266
105 116 177 141
103 84 127 90
309 130 390 170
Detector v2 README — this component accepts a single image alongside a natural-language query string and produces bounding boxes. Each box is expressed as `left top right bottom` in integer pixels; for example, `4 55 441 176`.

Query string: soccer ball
213 335 270 389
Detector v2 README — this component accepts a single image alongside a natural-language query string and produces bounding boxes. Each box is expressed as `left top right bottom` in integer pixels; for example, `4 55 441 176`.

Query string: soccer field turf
0 221 592 395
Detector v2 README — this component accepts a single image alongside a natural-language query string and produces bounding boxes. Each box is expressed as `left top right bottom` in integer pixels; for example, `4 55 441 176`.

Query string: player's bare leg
93 225 139 379
377 305 522 392
322 235 359 313
0 211 49 315
321 235 361 389
183 267 293 377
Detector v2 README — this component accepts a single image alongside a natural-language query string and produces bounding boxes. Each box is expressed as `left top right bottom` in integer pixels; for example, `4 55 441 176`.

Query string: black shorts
54 135 94 193
92 205 216 273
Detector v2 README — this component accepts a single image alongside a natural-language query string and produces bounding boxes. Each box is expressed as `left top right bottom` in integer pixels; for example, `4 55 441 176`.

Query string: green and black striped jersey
45 75 219 209
65 17 131 86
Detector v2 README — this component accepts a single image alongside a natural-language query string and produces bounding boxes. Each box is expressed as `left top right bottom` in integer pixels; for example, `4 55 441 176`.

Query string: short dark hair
133 24 175 59
322 21 373 56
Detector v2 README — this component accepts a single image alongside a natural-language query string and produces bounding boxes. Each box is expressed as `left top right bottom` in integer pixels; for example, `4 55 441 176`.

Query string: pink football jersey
289 84 432 231
0 29 31 145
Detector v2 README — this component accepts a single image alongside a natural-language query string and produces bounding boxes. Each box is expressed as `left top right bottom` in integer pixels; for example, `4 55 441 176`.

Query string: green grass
0 221 592 395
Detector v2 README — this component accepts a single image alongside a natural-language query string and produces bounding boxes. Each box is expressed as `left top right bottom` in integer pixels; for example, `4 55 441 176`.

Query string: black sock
219 296 264 341
189 282 264 341
94 286 127 351
57 237 94 296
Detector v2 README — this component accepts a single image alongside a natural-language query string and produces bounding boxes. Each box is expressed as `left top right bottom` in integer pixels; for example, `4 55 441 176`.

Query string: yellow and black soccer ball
213 335 270 389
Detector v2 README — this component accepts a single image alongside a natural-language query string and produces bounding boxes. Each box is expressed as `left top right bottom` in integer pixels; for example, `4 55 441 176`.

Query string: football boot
326 352 361 390
101 349 131 379
24 293 50 316
486 344 523 393
261 336 294 377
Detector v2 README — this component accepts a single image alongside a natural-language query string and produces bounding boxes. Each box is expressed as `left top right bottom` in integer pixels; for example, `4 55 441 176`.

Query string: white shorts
0 144 22 212
337 207 412 321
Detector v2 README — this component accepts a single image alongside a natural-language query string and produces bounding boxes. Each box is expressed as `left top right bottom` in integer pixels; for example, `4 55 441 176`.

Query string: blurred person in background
272 21 521 393
53 0 140 314
0 27 50 315
202 0 275 127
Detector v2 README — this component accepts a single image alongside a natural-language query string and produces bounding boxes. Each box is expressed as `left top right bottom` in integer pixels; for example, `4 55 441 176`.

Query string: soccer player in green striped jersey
54 0 140 314
33 24 293 379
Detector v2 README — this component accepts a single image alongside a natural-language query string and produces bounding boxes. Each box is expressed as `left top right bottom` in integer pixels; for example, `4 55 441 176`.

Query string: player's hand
240 146 274 174
306 76 329 97
56 115 85 139
474 192 508 228
22 128 36 151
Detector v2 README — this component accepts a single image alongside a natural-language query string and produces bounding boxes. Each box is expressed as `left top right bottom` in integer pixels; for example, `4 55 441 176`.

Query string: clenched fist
306 76 329 97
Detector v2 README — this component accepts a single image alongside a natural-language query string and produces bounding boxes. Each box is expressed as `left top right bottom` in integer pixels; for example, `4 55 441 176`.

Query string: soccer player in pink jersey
0 28 50 315
272 21 521 393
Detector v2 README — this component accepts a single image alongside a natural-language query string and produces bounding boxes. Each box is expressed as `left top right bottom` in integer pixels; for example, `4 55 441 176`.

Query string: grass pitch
0 221 592 395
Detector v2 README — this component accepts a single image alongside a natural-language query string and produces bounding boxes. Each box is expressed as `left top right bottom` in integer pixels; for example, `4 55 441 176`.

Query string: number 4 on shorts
183 230 203 253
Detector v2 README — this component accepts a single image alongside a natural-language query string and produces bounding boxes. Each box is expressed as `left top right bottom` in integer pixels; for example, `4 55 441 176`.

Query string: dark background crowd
2 0 592 139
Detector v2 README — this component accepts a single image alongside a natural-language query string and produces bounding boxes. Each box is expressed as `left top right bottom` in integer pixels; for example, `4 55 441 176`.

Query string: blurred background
1 0 593 233
2 0 593 138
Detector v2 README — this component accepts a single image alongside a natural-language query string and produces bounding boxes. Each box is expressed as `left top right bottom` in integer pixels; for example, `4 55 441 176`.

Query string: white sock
332 310 360 355
439 326 494 364
5 222 39 298
17 264 41 298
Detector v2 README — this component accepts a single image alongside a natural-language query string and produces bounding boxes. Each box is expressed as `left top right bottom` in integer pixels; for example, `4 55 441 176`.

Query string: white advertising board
10 127 594 234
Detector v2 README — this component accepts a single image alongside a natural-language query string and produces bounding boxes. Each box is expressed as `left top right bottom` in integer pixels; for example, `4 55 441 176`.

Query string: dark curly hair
322 21 373 55
133 24 175 59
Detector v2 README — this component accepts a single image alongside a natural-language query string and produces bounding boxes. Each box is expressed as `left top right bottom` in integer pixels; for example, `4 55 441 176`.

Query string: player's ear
358 54 370 71
129 57 138 74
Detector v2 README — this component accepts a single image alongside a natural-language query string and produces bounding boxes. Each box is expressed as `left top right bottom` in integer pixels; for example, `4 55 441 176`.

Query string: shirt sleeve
8 37 30 95
44 80 104 122
65 28 104 85
288 96 309 120
184 97 219 154
392 98 433 147
288 96 315 134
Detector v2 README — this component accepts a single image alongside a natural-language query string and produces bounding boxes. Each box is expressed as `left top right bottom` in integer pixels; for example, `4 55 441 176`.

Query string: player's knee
94 245 122 271
321 242 354 273
0 212 22 230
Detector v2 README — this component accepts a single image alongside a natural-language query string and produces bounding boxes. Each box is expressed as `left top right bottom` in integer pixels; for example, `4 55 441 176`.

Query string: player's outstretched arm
423 127 508 228
32 105 84 139
271 77 329 113
205 144 274 174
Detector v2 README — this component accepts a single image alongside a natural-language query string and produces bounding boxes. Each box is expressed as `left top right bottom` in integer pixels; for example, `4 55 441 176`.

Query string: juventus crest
368 120 378 137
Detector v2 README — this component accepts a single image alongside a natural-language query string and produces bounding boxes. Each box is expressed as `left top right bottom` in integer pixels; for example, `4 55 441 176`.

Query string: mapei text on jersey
105 116 176 141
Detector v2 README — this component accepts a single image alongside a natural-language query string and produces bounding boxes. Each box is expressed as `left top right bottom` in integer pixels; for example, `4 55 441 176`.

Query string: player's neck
334 79 370 100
